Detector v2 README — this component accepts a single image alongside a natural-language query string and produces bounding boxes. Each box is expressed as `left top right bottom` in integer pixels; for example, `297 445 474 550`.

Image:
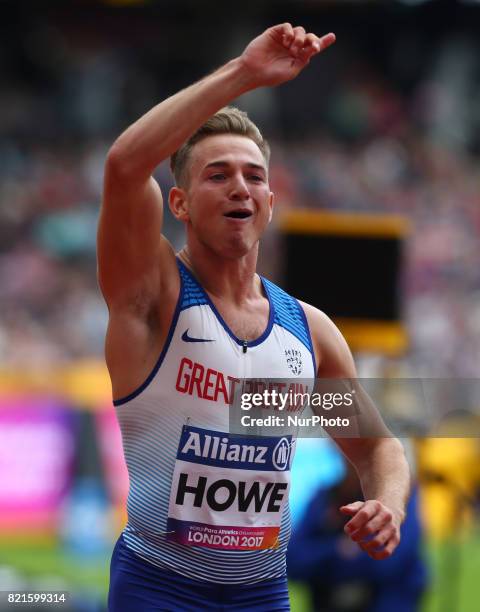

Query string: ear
267 191 274 223
169 187 189 222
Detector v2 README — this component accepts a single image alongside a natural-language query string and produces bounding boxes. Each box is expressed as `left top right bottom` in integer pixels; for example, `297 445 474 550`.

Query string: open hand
241 23 336 88
340 500 403 560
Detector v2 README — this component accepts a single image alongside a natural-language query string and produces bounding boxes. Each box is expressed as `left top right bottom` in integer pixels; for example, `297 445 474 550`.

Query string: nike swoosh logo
181 329 215 343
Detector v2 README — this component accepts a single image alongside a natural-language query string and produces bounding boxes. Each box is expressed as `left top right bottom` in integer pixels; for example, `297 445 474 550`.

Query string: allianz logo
180 432 291 470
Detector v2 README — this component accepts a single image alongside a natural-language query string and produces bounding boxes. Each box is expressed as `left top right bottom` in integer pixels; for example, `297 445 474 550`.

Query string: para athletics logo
285 348 303 376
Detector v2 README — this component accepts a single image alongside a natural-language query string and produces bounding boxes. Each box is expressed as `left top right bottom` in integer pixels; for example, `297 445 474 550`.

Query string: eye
248 174 264 182
209 173 226 181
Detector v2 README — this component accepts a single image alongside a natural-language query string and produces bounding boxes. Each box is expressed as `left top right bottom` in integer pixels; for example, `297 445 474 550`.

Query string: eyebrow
204 161 266 173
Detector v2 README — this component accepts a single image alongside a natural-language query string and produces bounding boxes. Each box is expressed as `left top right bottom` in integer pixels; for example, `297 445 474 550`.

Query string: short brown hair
170 106 270 187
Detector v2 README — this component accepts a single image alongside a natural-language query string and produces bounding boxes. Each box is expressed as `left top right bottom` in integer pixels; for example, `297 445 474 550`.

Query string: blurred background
1 0 480 610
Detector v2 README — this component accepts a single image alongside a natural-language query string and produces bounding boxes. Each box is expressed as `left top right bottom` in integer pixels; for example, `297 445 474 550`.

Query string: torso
109 258 317 583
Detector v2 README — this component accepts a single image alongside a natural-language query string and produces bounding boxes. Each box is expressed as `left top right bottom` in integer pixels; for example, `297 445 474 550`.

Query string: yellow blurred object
279 209 410 238
0 367 62 396
0 360 112 410
60 360 112 409
416 437 480 538
334 318 408 356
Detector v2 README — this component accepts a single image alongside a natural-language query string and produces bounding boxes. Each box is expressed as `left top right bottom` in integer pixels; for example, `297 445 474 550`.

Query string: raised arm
97 24 335 399
301 302 411 560
97 24 335 308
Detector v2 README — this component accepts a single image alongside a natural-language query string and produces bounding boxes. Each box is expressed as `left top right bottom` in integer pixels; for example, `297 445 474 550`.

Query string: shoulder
298 300 357 378
261 277 312 349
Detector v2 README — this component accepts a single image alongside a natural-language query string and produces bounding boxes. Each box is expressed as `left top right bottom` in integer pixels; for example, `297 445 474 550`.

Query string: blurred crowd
2 5 480 379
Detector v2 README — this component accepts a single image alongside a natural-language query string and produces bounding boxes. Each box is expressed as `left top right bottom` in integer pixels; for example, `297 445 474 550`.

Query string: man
98 23 410 611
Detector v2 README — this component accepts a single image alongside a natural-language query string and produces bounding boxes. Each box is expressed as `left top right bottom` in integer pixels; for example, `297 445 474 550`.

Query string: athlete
98 23 411 611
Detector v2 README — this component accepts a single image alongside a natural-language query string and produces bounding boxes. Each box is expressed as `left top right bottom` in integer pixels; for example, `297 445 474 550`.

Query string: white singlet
113 259 316 584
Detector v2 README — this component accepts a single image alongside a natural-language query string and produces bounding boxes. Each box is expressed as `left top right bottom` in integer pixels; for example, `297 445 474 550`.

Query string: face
169 134 274 259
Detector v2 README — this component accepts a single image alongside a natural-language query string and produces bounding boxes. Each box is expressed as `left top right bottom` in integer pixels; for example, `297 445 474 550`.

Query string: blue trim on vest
113 262 185 407
178 260 209 311
261 277 316 370
177 259 275 348
295 297 317 375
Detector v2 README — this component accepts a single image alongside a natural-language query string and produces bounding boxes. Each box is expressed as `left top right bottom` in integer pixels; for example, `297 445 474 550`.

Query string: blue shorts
108 535 290 611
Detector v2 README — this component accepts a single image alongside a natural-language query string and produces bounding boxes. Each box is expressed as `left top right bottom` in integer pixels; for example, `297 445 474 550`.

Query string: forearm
107 23 335 178
109 57 255 179
355 438 411 523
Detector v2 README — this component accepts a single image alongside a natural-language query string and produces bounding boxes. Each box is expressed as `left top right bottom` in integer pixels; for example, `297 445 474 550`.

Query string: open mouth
224 210 253 219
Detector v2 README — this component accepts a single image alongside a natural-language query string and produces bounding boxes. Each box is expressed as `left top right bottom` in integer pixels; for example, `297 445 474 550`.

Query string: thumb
339 501 364 516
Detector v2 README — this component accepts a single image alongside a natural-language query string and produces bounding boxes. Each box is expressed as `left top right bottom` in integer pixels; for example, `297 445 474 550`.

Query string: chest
166 303 313 383
207 296 270 342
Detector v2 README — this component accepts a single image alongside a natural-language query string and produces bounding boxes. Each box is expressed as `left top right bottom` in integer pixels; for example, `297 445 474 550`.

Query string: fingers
342 500 377 536
289 26 307 56
360 529 401 560
371 533 401 560
347 502 392 541
340 501 363 516
298 32 336 63
342 500 401 560
271 23 336 60
318 32 336 53
272 22 294 45
272 24 305 53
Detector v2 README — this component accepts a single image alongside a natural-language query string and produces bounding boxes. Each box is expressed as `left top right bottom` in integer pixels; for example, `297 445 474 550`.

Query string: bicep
301 303 393 459
97 161 166 307
301 302 365 438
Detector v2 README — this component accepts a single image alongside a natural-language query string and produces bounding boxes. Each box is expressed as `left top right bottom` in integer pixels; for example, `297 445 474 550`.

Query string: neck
178 243 261 303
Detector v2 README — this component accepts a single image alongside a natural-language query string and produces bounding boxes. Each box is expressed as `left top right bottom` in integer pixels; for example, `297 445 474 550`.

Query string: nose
229 173 250 201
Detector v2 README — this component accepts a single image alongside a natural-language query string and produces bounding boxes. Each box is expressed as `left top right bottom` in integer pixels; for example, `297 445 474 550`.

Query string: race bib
167 425 293 551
